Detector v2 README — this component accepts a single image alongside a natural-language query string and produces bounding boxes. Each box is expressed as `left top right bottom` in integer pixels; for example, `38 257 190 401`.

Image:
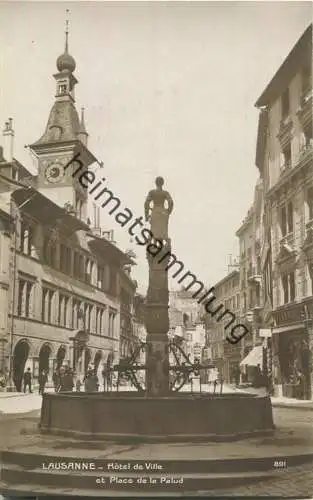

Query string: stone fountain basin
39 392 274 442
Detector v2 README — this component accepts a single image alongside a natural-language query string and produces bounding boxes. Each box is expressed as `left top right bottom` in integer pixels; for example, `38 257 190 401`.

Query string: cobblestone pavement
206 463 313 496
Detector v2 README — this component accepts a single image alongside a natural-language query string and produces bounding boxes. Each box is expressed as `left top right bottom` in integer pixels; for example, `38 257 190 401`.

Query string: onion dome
56 19 76 73
56 51 76 73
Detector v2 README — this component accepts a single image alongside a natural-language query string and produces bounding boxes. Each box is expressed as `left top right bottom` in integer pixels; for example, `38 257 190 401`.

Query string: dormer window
58 83 67 94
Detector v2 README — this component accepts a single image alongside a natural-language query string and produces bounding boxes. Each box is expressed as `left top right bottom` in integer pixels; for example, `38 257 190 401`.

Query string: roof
255 24 312 107
12 187 89 232
31 100 80 146
235 206 254 236
214 269 239 289
87 233 134 267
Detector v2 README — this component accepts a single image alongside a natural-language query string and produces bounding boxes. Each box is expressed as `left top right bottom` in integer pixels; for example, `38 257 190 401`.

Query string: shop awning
240 345 263 367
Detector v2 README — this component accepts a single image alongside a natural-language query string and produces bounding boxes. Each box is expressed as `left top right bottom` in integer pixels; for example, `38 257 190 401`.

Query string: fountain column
144 177 173 396
145 240 171 395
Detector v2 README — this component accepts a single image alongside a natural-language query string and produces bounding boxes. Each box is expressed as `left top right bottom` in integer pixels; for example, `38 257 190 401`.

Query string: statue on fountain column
144 177 173 241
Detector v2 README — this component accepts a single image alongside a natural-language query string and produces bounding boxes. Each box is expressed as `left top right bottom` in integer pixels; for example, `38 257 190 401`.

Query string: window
42 287 55 324
79 255 84 279
60 244 71 274
236 294 240 309
96 307 104 335
97 265 105 289
281 88 290 119
109 269 117 296
255 282 261 306
281 201 293 237
72 299 78 328
43 235 57 268
281 206 287 237
73 252 80 278
281 272 296 304
58 294 69 327
58 84 67 94
17 280 34 317
282 143 291 169
20 223 35 257
287 202 293 233
85 259 94 284
84 303 92 332
109 310 116 337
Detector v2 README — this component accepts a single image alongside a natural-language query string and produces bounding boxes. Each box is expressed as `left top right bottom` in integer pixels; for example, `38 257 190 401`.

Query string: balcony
277 115 293 148
297 88 312 129
247 266 262 283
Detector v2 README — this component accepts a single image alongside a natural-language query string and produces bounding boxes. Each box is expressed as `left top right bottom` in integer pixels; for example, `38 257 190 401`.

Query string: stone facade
0 31 136 391
255 25 313 399
236 179 265 383
205 270 241 383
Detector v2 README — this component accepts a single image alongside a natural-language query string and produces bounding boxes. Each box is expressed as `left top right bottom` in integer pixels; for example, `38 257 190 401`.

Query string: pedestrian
23 368 32 393
75 378 82 392
90 370 99 392
84 368 92 392
59 367 74 392
52 370 60 392
102 366 107 392
0 370 6 391
38 370 48 395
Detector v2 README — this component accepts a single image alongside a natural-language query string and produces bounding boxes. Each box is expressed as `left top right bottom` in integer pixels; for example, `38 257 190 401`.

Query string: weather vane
64 8 70 51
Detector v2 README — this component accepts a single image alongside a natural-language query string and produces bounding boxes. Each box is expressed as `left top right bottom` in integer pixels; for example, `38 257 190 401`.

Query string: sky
0 1 312 293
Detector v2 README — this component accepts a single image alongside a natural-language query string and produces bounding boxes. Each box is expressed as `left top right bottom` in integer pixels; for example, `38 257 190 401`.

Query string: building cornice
255 24 312 108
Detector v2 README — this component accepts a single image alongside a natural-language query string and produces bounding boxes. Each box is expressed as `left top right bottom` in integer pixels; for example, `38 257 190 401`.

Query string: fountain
38 176 274 442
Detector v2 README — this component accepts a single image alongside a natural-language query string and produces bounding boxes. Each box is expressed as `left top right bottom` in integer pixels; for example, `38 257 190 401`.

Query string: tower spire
65 11 69 53
56 8 76 74
78 107 88 146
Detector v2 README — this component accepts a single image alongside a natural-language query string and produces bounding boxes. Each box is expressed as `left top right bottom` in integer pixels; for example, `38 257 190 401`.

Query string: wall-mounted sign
259 328 272 338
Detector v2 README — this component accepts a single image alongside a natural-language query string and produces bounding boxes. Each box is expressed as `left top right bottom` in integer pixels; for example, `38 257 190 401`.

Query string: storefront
224 341 241 384
273 326 311 399
240 344 263 385
272 298 313 400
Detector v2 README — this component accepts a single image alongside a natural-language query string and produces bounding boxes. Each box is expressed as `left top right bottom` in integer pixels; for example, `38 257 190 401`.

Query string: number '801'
274 460 287 468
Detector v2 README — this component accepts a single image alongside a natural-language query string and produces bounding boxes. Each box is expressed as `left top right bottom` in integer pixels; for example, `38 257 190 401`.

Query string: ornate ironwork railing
106 339 220 393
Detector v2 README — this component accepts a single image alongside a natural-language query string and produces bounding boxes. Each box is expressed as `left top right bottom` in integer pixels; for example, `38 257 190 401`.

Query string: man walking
52 370 60 392
38 370 48 395
23 368 32 393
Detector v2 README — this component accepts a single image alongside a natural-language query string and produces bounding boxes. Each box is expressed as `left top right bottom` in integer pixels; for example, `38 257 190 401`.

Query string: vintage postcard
0 1 312 498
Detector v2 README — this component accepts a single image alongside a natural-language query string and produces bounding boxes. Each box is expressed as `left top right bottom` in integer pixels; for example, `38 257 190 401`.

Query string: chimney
2 118 14 162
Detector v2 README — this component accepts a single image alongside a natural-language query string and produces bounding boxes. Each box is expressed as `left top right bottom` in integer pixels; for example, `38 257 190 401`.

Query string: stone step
1 481 225 497
0 465 276 494
2 450 313 473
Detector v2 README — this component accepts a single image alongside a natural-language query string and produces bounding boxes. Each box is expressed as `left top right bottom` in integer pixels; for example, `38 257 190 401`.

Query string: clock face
45 162 64 183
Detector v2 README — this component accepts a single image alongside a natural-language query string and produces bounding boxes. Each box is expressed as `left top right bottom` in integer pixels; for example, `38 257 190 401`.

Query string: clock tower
29 21 96 221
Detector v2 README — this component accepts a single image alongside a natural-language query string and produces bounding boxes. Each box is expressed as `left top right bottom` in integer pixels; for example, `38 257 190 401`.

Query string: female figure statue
144 177 174 241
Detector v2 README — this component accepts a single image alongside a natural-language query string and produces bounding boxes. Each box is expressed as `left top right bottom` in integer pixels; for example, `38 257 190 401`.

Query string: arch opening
13 340 30 391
